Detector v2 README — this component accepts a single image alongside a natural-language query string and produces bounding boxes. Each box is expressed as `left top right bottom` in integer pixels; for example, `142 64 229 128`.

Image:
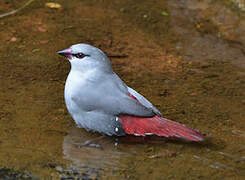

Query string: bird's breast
64 70 99 112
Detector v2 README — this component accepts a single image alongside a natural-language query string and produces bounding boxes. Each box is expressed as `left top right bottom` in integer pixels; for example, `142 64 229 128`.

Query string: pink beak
57 48 72 59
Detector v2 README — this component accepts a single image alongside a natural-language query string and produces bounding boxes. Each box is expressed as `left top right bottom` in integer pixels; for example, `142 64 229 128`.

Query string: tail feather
119 115 204 142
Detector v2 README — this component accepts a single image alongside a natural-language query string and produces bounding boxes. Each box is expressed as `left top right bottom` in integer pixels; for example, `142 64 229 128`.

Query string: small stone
10 37 17 42
32 48 40 53
45 2 62 9
55 166 63 172
40 40 49 44
38 26 47 32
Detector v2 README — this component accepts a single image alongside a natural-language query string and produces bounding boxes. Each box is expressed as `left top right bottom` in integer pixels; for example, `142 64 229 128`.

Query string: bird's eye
74 53 86 59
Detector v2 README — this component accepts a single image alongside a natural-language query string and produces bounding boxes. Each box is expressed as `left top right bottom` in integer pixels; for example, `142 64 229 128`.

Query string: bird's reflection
62 125 204 178
63 126 131 170
62 125 186 178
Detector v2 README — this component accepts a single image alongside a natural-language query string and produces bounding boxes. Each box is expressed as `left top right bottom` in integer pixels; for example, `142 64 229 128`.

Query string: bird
57 43 204 142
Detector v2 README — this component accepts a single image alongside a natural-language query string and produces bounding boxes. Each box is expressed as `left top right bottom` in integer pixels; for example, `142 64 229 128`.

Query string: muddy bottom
0 0 244 179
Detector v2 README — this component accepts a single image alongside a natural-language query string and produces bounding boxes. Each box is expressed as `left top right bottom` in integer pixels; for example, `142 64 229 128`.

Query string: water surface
0 0 244 179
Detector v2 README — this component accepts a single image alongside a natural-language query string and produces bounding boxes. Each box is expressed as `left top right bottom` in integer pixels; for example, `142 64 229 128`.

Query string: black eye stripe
72 53 90 59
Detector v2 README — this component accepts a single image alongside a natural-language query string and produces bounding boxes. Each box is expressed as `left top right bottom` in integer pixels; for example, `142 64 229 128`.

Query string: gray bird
57 44 204 142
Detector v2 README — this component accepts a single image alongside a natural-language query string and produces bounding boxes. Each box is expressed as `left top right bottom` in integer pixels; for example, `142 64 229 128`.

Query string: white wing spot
115 127 119 132
115 117 119 121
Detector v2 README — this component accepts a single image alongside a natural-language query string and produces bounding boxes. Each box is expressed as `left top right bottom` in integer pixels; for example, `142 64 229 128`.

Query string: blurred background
0 0 244 179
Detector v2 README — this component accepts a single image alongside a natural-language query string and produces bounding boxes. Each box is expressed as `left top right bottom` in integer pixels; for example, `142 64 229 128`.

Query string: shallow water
0 0 244 179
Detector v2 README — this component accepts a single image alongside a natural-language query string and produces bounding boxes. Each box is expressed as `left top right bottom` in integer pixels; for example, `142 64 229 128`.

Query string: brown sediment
0 0 244 179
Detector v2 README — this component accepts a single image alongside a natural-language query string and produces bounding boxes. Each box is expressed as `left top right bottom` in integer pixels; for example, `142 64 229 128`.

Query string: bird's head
57 43 112 72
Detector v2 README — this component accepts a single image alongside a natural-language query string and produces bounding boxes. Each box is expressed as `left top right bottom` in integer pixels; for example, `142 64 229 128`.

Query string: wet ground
0 0 245 179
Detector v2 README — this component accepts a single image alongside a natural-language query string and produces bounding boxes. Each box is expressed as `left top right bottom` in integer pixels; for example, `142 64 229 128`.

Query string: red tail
119 115 204 142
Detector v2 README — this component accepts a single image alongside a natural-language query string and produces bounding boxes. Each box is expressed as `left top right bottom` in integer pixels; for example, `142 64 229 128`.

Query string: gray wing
72 72 156 117
127 87 162 116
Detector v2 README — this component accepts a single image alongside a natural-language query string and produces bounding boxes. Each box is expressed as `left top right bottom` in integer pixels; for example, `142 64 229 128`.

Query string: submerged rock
0 168 39 180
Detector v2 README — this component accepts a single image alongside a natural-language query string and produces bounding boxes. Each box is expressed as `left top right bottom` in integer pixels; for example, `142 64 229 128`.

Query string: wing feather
127 87 162 116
